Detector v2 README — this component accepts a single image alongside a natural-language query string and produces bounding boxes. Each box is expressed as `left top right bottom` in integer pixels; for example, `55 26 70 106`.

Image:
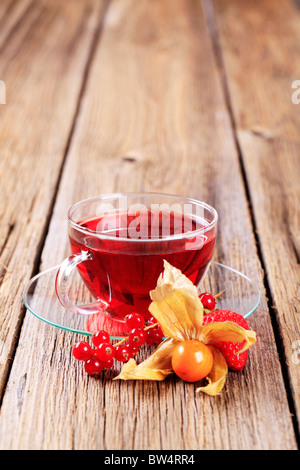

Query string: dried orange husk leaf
200 321 256 355
196 346 228 396
114 337 178 381
148 260 203 340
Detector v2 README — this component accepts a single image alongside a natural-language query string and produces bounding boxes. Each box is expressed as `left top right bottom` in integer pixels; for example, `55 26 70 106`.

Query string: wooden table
0 0 299 451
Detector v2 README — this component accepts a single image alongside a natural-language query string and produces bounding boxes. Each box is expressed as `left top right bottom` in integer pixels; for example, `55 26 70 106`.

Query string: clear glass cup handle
55 251 104 315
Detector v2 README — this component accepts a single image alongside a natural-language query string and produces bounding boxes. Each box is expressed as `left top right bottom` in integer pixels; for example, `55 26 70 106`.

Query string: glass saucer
22 262 261 340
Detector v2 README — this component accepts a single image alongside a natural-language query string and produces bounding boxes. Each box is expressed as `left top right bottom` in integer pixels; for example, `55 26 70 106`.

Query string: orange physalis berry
171 340 214 383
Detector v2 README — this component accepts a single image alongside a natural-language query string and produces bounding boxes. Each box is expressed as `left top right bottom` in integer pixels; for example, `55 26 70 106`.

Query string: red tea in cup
56 194 217 325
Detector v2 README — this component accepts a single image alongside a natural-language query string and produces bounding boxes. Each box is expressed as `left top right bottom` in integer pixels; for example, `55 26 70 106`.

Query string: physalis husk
114 261 256 395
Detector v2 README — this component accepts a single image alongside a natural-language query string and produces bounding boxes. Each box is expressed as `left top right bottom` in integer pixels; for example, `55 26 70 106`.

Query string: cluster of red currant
72 292 219 376
72 313 164 376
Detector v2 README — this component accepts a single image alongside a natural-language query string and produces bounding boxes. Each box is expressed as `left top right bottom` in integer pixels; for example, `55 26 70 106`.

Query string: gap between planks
201 0 300 447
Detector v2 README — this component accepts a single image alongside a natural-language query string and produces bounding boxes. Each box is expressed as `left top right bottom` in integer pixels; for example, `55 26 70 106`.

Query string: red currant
114 344 132 362
72 341 92 361
84 356 103 375
147 316 158 326
127 343 139 355
92 329 110 347
95 342 115 362
129 327 147 346
100 358 114 369
146 327 164 347
125 312 145 330
199 292 216 311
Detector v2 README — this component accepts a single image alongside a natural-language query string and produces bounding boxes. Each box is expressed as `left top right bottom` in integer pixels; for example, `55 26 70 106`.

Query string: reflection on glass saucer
23 262 260 340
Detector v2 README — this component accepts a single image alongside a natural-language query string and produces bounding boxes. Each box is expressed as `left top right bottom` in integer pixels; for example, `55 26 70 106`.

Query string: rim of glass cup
67 192 218 242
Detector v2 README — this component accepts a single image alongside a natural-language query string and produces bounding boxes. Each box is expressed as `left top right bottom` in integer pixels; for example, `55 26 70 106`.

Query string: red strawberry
202 310 249 371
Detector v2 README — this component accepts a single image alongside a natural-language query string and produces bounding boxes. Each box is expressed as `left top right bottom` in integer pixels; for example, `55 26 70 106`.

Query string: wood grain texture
211 0 300 434
0 0 296 450
0 0 109 396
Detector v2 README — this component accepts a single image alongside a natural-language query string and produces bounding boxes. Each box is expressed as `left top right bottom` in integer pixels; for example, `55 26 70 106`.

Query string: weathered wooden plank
0 0 297 449
211 0 300 437
0 0 33 49
0 0 109 396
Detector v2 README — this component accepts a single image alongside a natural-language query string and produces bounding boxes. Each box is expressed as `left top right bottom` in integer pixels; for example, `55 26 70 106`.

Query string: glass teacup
55 193 218 332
